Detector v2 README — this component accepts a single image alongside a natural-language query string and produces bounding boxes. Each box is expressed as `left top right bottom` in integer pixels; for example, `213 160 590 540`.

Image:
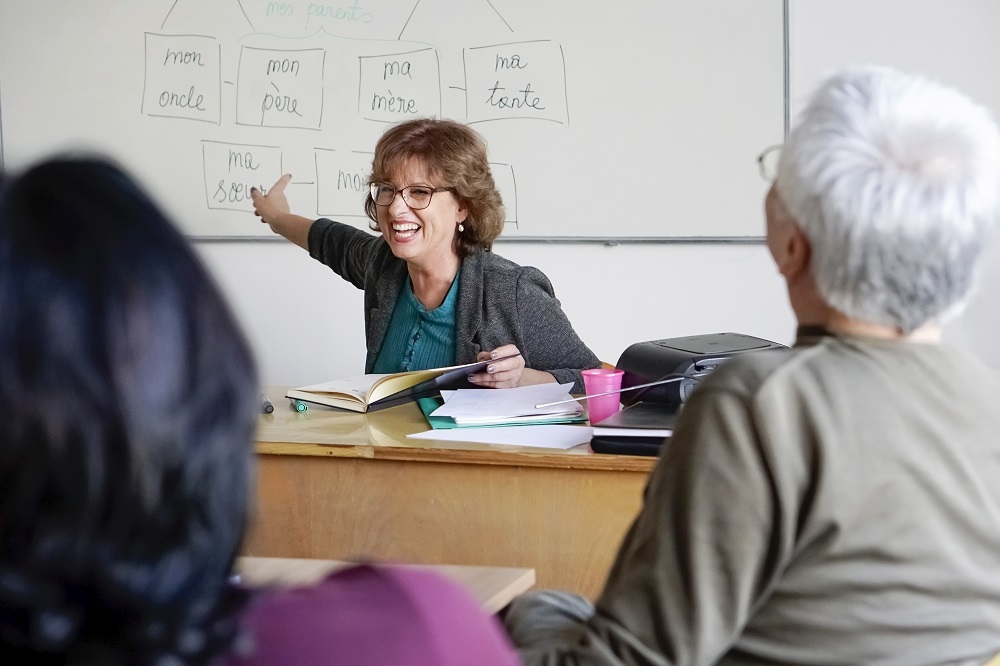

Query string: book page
293 365 461 403
368 367 450 404
295 374 390 402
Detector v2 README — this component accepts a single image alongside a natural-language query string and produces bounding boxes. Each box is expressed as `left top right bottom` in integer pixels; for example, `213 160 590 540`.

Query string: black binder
589 402 678 457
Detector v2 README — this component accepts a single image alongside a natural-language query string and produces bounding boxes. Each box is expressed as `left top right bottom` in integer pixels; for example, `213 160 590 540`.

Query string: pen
534 375 701 409
290 398 307 412
260 394 274 414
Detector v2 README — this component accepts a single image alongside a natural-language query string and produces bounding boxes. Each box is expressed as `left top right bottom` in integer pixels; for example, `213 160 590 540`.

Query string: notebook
285 353 520 413
589 401 679 456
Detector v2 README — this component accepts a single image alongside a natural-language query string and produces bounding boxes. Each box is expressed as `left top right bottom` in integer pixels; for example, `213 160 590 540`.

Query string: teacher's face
376 160 468 269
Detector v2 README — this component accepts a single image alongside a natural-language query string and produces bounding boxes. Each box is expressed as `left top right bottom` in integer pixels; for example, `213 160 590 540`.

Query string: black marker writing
383 60 412 80
228 149 260 173
262 82 303 118
486 82 544 110
164 49 205 67
159 85 206 110
495 54 526 71
337 170 367 192
371 90 417 114
267 58 300 76
214 179 265 204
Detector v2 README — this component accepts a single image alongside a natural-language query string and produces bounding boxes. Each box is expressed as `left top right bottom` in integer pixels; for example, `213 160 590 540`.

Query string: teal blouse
372 274 459 373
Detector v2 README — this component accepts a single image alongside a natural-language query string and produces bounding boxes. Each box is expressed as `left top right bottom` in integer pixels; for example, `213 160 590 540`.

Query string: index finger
269 173 293 196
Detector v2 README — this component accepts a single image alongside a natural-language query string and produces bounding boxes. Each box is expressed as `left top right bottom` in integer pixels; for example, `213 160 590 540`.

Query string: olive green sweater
508 334 1000 665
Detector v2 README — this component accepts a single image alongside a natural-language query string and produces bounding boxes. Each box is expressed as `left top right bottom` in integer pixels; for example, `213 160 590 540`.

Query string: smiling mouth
391 222 420 239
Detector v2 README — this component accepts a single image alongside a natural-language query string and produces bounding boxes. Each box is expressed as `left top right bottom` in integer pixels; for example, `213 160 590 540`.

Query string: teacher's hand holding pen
250 174 313 251
468 344 556 389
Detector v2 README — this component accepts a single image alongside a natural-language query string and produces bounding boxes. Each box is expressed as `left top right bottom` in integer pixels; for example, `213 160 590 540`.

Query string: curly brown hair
365 118 506 258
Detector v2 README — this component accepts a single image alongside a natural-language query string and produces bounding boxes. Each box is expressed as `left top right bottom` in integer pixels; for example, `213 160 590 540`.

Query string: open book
285 354 519 413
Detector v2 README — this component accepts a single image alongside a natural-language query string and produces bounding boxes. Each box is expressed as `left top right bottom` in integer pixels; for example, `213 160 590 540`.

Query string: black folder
589 402 679 456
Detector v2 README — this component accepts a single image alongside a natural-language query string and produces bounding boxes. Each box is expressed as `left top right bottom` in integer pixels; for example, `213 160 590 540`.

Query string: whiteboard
0 0 784 240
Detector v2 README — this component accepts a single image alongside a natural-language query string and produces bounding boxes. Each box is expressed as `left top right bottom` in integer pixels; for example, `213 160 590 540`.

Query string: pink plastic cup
582 368 624 425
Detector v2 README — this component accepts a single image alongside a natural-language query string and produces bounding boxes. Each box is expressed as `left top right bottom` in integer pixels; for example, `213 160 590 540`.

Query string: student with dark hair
0 156 519 665
0 156 257 664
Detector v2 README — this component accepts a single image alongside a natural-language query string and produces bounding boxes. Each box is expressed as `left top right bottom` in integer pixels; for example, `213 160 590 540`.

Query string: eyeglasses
757 144 782 181
369 182 455 210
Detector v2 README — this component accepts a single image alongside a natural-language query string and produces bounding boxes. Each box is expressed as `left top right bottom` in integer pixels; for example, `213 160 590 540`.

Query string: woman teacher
251 118 600 391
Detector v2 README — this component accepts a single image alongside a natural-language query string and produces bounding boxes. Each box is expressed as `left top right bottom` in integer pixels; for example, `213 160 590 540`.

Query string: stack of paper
406 383 591 450
429 383 585 427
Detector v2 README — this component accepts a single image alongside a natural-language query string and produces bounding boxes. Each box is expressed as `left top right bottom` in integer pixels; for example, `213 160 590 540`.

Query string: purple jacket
226 564 520 666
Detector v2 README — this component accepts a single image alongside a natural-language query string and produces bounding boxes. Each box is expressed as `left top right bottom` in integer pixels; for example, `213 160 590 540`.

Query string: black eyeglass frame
369 182 456 210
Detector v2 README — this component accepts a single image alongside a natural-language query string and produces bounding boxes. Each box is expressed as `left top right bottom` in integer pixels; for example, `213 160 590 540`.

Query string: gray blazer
309 219 601 392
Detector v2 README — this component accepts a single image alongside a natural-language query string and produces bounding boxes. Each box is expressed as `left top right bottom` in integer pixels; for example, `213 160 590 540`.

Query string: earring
458 222 465 233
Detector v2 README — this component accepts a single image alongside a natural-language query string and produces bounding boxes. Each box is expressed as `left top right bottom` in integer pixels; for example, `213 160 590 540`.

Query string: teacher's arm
516 267 602 392
250 174 314 251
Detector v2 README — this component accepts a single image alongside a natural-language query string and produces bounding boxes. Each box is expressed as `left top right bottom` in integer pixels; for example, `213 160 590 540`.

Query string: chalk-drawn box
315 149 373 221
358 48 440 123
464 41 568 124
203 141 283 212
143 33 221 124
237 46 325 130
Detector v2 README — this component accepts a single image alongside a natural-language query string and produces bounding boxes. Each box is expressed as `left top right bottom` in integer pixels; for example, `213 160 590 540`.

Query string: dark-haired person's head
0 156 258 663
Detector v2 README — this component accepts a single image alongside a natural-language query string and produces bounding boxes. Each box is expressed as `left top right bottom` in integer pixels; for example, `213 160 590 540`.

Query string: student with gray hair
504 66 1000 665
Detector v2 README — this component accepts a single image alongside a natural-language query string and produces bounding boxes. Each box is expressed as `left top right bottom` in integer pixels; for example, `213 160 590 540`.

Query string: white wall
195 230 1000 387
943 235 1000 369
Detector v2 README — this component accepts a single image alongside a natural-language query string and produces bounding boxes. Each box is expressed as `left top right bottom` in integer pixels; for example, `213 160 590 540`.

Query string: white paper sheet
430 383 581 419
406 424 594 449
590 427 673 438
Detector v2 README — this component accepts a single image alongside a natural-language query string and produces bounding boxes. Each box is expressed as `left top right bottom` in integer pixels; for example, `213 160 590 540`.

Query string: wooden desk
237 557 536 614
246 389 657 599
